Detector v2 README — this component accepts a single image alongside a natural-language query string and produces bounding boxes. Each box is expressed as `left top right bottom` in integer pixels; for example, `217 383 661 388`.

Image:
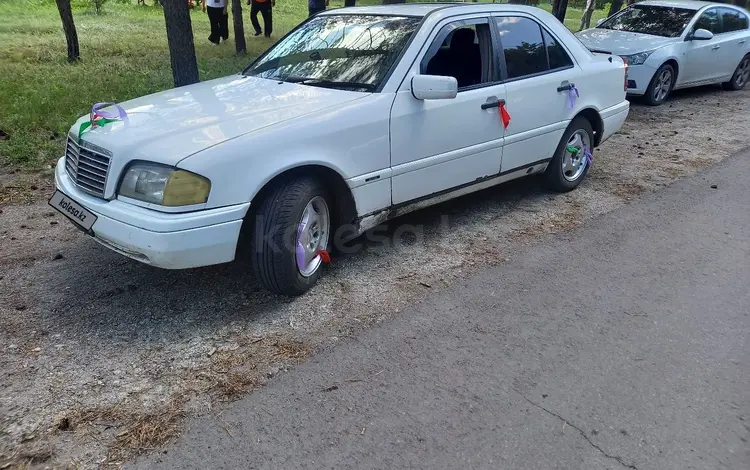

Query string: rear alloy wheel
249 177 332 296
542 116 594 192
645 63 674 106
723 54 750 91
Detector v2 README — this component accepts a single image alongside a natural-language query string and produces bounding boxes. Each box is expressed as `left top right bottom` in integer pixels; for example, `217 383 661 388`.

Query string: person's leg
250 2 262 35
261 2 272 37
308 6 324 17
220 8 229 42
207 7 220 44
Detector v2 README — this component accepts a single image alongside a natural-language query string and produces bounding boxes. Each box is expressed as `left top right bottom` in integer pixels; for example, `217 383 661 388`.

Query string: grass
0 0 607 171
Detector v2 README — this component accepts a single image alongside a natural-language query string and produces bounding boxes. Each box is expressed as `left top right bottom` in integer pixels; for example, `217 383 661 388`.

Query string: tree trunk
232 0 246 54
56 0 80 62
608 0 624 18
579 0 596 31
552 0 568 23
162 0 200 87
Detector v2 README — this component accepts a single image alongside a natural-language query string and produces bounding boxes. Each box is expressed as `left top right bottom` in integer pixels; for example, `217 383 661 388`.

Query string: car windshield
598 5 697 38
243 14 421 92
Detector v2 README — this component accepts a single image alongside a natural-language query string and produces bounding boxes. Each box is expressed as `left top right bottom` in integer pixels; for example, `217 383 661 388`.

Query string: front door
494 14 582 172
681 7 726 84
389 16 508 205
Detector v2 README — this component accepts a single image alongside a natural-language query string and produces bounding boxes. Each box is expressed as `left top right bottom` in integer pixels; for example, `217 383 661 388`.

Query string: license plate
48 190 98 232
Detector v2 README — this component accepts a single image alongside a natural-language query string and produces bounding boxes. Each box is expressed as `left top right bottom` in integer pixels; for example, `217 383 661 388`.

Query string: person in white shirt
202 0 229 45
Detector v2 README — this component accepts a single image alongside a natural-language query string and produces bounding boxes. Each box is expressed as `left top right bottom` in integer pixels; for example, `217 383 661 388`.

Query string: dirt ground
1 86 749 469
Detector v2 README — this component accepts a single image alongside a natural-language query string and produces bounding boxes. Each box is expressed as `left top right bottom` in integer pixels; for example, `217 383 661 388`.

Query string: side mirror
596 18 606 27
411 75 458 100
688 28 714 41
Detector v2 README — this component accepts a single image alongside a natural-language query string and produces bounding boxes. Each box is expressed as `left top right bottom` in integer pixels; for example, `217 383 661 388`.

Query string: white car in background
577 0 750 105
51 4 629 295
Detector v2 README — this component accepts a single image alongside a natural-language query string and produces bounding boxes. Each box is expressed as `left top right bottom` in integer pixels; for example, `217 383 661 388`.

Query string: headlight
119 163 211 206
621 51 654 66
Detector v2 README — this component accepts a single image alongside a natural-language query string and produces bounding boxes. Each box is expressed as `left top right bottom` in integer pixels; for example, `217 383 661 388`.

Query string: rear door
719 7 750 78
493 14 582 172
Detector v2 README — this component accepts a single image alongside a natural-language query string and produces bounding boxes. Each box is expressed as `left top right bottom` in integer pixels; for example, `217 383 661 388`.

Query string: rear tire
542 116 594 193
248 177 332 296
722 54 750 91
644 63 675 106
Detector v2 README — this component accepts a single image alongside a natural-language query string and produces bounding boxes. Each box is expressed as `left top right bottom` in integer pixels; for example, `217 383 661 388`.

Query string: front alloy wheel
249 177 332 296
645 64 674 106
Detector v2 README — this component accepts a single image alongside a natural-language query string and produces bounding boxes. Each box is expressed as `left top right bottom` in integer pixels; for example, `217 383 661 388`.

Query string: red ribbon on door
499 102 511 129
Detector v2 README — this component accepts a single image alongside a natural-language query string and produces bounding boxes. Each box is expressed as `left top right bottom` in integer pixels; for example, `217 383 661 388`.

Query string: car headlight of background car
119 163 211 206
621 51 655 66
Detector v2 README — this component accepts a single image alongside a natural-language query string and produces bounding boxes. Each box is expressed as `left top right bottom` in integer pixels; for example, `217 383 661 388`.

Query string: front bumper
54 157 250 269
624 64 658 96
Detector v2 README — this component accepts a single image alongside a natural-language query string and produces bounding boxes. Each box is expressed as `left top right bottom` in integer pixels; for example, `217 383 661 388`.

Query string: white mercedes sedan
577 0 750 105
50 4 629 295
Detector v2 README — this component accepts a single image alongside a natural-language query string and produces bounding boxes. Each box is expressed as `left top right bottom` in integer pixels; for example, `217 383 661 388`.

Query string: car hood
575 28 680 56
69 75 367 166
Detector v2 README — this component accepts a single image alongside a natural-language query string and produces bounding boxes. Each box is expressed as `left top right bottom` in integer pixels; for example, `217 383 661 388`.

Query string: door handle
739 40 747 45
712 45 721 50
557 82 575 92
481 99 505 110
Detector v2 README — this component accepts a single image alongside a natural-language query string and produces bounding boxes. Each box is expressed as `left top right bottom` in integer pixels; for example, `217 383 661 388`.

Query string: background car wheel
645 63 675 106
248 177 332 296
542 116 594 192
722 54 750 91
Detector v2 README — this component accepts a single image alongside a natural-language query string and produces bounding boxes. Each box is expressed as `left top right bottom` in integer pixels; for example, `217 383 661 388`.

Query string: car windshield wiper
278 76 375 91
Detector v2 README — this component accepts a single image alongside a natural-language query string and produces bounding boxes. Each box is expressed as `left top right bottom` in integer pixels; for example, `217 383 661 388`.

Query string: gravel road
1 86 749 468
134 142 750 470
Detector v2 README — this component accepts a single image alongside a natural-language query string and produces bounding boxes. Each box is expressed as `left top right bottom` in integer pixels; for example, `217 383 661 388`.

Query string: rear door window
720 8 747 32
495 16 574 80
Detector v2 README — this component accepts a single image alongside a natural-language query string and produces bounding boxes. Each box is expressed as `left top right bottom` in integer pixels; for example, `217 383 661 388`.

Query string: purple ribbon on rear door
567 86 579 109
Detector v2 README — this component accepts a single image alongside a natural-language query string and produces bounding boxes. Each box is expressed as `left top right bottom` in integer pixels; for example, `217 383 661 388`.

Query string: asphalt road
133 149 750 470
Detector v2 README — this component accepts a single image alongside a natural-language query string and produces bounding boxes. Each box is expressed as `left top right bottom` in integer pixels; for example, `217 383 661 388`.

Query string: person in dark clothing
249 0 274 37
344 0 355 6
203 0 229 45
308 0 328 17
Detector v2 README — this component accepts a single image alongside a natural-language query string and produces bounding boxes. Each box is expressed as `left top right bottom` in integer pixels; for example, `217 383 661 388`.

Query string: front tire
542 116 594 192
248 177 332 296
644 63 675 106
722 54 750 91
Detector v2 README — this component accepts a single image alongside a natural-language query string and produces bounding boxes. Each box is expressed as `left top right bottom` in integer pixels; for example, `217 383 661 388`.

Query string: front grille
65 137 111 198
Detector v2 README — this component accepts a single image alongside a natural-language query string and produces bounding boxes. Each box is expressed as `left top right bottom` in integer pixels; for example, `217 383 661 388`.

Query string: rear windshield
598 5 697 38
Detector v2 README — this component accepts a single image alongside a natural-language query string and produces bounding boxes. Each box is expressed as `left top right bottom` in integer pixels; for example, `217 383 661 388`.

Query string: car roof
318 2 552 18
636 0 729 11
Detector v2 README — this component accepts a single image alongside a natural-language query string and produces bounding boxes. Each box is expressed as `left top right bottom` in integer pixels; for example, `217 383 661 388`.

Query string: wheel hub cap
654 69 672 102
562 130 591 182
736 58 749 87
296 196 330 277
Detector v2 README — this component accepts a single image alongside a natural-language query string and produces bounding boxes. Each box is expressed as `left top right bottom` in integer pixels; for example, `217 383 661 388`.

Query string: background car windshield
243 15 421 91
598 5 696 37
